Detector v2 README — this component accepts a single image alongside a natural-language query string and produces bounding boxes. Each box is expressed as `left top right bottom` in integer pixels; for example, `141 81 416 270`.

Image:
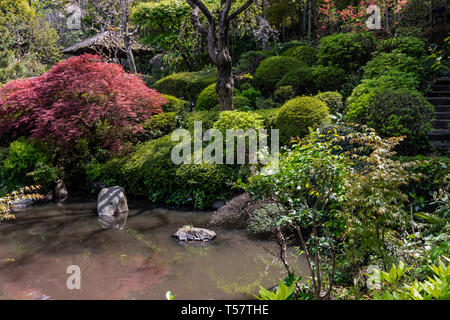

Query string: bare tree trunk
308 0 312 39
121 0 137 74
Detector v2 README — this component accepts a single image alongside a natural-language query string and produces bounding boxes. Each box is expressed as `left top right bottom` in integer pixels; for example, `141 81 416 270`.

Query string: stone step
432 119 450 130
431 84 450 91
429 129 450 139
435 112 450 119
428 91 450 96
435 77 450 85
435 105 450 113
430 140 450 149
427 97 450 105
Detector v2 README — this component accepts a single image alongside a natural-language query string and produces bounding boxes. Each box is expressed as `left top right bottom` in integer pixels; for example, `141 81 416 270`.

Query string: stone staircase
427 77 450 150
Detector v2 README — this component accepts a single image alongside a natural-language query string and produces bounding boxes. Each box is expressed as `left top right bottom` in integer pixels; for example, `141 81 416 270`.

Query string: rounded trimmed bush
183 110 220 132
162 94 190 113
255 56 306 94
282 45 318 66
345 88 435 155
234 95 251 110
275 96 330 145
213 110 264 134
315 91 344 115
276 66 314 95
362 52 424 80
195 83 240 111
274 85 295 103
311 65 346 92
154 70 216 102
318 32 376 72
143 111 178 139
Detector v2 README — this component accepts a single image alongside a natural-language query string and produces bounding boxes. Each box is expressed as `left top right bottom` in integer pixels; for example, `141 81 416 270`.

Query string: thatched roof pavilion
62 31 152 57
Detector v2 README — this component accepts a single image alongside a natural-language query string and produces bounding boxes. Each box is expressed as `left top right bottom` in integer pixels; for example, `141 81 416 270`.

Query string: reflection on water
0 197 308 300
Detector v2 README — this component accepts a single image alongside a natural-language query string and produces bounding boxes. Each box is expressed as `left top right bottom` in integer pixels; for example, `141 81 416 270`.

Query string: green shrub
237 50 272 73
255 56 306 94
315 91 344 115
183 110 221 132
253 108 279 130
318 32 376 72
240 86 261 108
346 72 420 118
276 66 314 95
0 138 59 191
213 110 264 134
362 52 425 80
143 112 179 139
234 95 251 110
282 45 318 66
162 94 190 113
195 83 240 111
273 85 295 103
311 65 346 92
275 96 331 145
375 36 426 58
345 88 435 155
175 162 235 209
154 69 216 102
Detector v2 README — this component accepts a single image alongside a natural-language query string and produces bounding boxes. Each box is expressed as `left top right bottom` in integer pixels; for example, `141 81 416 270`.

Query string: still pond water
0 196 307 300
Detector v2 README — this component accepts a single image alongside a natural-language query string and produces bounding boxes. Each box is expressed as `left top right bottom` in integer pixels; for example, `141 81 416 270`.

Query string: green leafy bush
362 52 425 80
318 32 376 72
183 110 221 132
234 95 251 110
375 36 427 59
282 45 318 66
315 91 344 115
275 96 330 145
255 56 306 94
311 65 346 92
213 110 264 134
240 86 261 108
345 88 435 155
253 108 280 130
274 85 295 103
143 112 179 139
237 50 272 73
162 94 190 113
276 66 314 95
195 83 240 111
154 69 216 102
0 138 59 190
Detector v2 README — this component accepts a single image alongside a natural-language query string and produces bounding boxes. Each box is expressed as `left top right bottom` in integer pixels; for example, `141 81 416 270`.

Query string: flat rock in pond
173 227 216 242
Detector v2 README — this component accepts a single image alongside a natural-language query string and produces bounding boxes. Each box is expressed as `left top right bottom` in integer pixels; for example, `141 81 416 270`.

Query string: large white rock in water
173 226 216 242
97 186 129 230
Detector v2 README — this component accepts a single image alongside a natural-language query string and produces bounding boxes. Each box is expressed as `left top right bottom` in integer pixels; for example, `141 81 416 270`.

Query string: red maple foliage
0 54 166 154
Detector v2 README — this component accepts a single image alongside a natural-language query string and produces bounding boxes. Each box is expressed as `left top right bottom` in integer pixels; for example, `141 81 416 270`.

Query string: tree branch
186 0 214 23
228 0 254 21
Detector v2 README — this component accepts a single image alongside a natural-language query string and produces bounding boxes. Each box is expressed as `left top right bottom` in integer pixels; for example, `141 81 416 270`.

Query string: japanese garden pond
0 196 308 300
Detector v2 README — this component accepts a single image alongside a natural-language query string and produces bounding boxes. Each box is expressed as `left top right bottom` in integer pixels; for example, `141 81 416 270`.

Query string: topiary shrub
253 108 280 130
162 94 190 113
237 50 273 74
240 86 261 109
213 110 264 134
311 65 346 92
345 88 435 155
175 162 235 209
255 56 306 94
362 52 425 81
143 112 179 139
318 32 376 72
346 72 420 118
282 45 318 66
375 36 426 59
195 83 240 111
183 110 221 132
273 85 295 103
234 95 251 110
154 69 217 102
275 96 330 145
315 91 344 115
276 66 314 95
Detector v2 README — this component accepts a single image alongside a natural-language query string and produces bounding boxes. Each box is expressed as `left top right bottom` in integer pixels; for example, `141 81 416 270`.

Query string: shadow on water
0 196 308 300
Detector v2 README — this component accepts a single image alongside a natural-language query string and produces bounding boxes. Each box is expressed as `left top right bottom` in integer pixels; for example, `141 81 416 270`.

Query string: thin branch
186 0 214 23
228 0 254 21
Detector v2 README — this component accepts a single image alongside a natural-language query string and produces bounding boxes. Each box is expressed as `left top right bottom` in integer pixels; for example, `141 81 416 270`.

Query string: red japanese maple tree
0 54 166 154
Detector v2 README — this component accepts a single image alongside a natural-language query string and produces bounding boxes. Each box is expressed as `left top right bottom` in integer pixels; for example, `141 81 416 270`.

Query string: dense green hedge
275 96 330 145
311 65 346 92
345 88 435 155
315 91 344 115
195 83 240 111
154 69 216 102
362 52 425 81
374 36 427 59
282 45 318 66
237 50 273 73
276 66 314 95
143 112 179 139
255 56 306 94
162 94 190 113
318 32 376 72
